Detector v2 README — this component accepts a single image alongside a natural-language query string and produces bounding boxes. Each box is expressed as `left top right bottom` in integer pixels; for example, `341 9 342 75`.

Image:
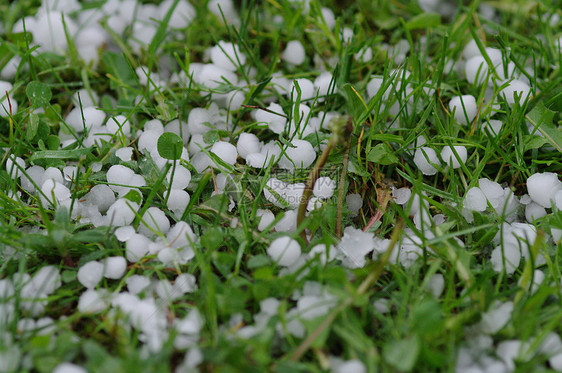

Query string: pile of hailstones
1 0 562 370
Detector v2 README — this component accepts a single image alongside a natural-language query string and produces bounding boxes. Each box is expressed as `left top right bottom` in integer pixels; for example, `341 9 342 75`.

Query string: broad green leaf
523 135 550 151
46 135 60 150
406 13 441 30
30 147 92 161
526 101 562 153
203 130 220 145
157 132 183 160
26 81 52 109
122 189 143 204
411 299 444 336
26 113 39 141
367 143 399 165
383 336 420 372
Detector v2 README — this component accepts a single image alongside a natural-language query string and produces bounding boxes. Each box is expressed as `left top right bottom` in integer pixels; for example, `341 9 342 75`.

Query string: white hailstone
83 184 115 213
44 167 64 184
126 275 151 294
196 63 238 89
236 133 261 159
297 293 336 320
114 226 135 242
267 236 301 267
414 147 440 175
103 256 127 279
173 273 198 295
211 141 238 166
282 40 306 65
525 202 547 222
490 245 520 275
138 130 160 152
392 187 411 205
78 289 108 313
155 279 180 301
263 178 288 207
337 227 375 269
308 243 336 265
41 179 71 207
144 119 164 134
106 165 135 193
288 103 311 135
274 210 298 232
164 119 190 145
307 196 323 211
208 0 238 23
346 194 363 216
278 139 316 170
224 89 245 111
30 265 61 295
426 273 445 298
33 12 77 53
21 165 45 193
312 177 336 199
167 189 190 218
478 178 504 209
115 147 133 162
449 95 477 125
484 119 503 136
256 209 275 231
0 56 21 80
65 106 105 132
52 363 87 373
106 115 131 136
167 221 196 249
188 134 206 155
290 78 315 101
166 165 191 190
191 152 213 173
139 207 170 236
527 172 562 208
187 108 212 135
246 153 267 168
77 261 104 289
210 41 246 71
465 55 489 86
440 145 467 169
556 190 562 210
5 155 25 179
0 278 14 298
314 72 334 97
501 79 531 105
106 199 139 227
462 39 481 60
463 187 487 212
125 233 151 263
158 0 195 29
255 103 287 134
341 27 353 43
319 7 336 28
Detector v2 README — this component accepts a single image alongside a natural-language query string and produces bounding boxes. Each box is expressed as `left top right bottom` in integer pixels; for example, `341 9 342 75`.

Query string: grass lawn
0 0 561 371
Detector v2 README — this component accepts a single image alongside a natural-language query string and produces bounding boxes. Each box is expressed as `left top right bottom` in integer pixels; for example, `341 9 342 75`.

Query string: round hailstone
167 189 191 218
392 187 411 205
267 236 301 267
114 226 135 242
115 147 133 162
413 147 440 175
0 81 17 117
126 233 151 262
282 40 305 65
479 300 514 334
33 12 77 53
44 167 64 184
290 78 315 101
5 155 25 179
478 178 504 209
210 141 238 166
346 194 363 216
106 115 131 136
501 79 531 106
449 95 477 125
320 7 336 28
21 165 45 193
78 289 107 314
527 172 562 208
52 363 87 373
312 177 336 199
255 103 286 134
77 261 104 289
279 140 316 170
103 257 127 279
41 179 71 206
256 209 275 231
440 145 467 169
158 0 195 29
485 119 503 136
139 207 170 236
525 202 547 222
144 119 164 134
225 90 245 111
462 39 480 60
463 187 487 212
187 108 212 135
236 133 261 159
197 63 238 89
490 245 520 275
166 166 192 190
465 55 488 85
314 72 333 97
191 152 212 173
555 190 562 210
106 165 135 194
275 210 298 232
65 106 105 133
106 199 139 227
210 41 246 71
126 275 151 295
138 130 160 152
